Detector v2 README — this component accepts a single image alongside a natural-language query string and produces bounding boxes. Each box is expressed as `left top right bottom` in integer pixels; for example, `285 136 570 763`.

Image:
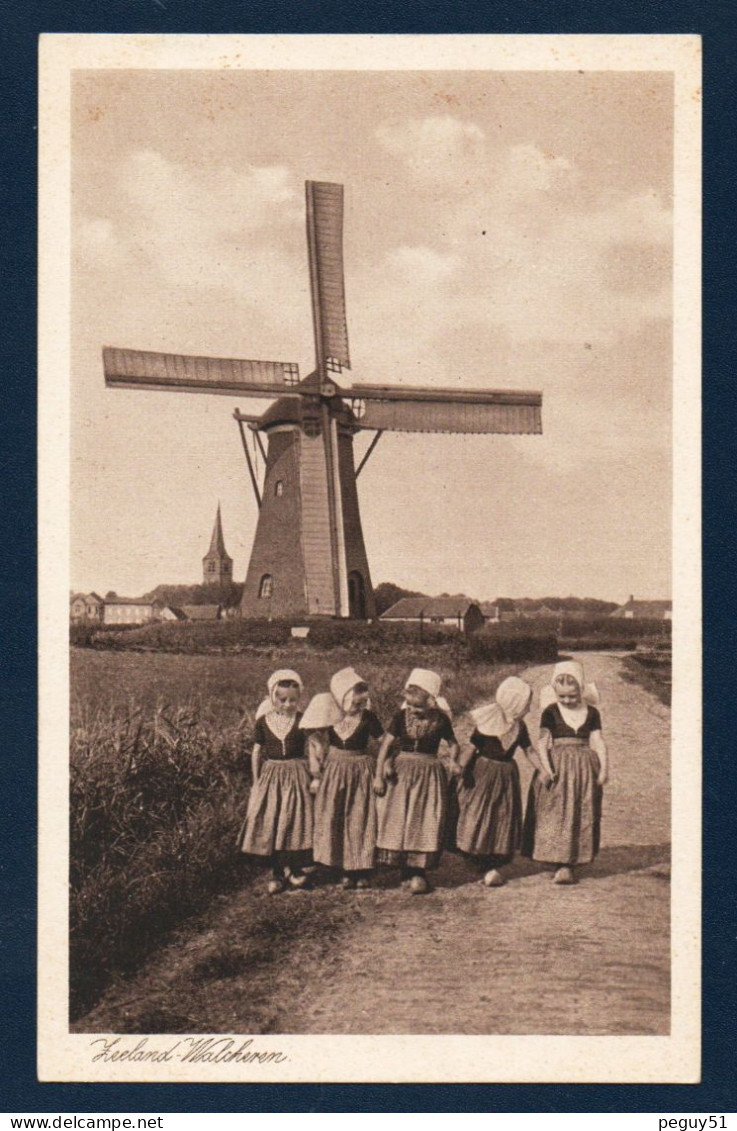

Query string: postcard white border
38 32 702 1084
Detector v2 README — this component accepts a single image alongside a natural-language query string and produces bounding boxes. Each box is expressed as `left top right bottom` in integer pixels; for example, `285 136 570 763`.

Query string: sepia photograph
38 33 701 1083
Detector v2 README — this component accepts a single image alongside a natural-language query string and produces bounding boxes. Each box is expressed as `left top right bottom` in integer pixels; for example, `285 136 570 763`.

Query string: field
70 647 521 1017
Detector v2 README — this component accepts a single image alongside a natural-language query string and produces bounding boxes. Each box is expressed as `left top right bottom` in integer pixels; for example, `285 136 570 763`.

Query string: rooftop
381 595 480 619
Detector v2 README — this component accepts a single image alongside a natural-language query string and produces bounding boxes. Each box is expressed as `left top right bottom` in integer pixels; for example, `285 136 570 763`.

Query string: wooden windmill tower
104 181 542 620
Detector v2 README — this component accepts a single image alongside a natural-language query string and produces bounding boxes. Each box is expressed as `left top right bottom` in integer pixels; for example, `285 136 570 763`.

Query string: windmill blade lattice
347 384 542 435
306 181 351 373
103 347 301 397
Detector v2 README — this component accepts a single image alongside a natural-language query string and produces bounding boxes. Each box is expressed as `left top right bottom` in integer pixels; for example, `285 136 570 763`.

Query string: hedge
468 627 558 664
71 612 668 659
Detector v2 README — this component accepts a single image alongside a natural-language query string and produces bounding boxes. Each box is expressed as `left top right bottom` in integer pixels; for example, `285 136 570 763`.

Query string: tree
373 581 427 616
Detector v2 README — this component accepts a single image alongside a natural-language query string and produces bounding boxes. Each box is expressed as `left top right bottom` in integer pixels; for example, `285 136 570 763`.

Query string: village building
69 592 104 622
380 596 485 635
478 598 518 623
202 504 233 587
102 597 167 626
520 603 558 619
610 596 672 620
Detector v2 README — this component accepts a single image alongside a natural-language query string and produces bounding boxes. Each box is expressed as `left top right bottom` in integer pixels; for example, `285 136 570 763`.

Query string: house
70 592 104 622
160 605 187 621
380 596 484 635
522 603 557 619
610 596 672 620
181 604 222 621
479 598 518 623
102 597 165 626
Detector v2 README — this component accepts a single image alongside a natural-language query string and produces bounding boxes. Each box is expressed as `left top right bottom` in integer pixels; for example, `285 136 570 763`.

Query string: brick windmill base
239 397 375 620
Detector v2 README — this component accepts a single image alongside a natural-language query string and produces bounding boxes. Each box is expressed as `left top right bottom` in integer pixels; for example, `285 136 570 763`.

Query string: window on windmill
259 574 273 599
275 480 284 497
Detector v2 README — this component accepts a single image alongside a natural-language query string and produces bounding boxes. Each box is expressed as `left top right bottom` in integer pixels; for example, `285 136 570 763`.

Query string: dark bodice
327 709 384 752
470 721 531 762
253 712 306 760
540 703 602 741
388 707 457 755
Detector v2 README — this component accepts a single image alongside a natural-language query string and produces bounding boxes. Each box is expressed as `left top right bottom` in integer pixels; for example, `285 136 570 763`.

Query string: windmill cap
258 397 304 429
257 394 359 432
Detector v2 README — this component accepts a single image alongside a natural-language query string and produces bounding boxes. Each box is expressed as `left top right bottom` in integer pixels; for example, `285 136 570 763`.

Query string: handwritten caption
89 1037 289 1066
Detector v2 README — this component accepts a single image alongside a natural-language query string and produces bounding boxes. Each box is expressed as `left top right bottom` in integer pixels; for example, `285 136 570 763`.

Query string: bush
305 619 456 650
74 617 464 655
561 616 670 640
558 616 669 651
560 636 634 652
87 619 294 652
70 623 96 647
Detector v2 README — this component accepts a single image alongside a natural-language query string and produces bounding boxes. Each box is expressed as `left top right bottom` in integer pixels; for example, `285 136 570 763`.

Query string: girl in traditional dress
455 676 536 887
300 667 384 889
238 669 313 894
522 659 608 884
374 668 462 894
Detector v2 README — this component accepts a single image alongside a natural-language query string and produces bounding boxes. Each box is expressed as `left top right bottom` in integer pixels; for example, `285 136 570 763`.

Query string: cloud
375 115 486 181
81 150 303 291
387 245 461 283
505 143 575 194
76 218 121 285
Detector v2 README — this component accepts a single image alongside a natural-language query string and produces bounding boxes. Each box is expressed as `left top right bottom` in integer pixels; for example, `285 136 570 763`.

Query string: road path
78 653 671 1036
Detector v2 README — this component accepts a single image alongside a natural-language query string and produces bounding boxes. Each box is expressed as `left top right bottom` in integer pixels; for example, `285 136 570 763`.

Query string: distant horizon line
69 581 672 605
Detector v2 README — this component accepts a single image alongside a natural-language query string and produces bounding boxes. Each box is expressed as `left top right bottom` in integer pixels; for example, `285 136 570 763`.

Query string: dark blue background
3 0 734 1113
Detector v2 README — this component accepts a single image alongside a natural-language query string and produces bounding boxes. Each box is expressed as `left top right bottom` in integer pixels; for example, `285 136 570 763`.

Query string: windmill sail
306 181 351 371
348 384 542 435
103 347 300 396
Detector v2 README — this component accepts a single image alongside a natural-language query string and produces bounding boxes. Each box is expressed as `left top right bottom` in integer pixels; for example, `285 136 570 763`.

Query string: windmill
104 181 543 620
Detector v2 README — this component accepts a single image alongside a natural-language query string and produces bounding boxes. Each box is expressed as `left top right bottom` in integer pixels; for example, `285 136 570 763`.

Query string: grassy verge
619 653 671 706
74 879 367 1034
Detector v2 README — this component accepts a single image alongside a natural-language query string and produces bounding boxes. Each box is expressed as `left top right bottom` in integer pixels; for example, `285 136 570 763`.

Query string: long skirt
455 756 522 862
522 739 602 865
313 748 377 871
238 758 313 866
376 752 448 871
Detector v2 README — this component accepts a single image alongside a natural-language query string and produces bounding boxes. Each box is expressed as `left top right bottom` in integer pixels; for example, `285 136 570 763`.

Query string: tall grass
70 700 251 1018
69 649 520 1019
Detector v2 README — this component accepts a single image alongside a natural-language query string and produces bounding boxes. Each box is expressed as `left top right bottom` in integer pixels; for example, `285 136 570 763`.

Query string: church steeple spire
203 504 233 586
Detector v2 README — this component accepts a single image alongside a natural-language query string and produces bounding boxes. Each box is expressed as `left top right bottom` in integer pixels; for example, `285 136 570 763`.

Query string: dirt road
78 653 671 1036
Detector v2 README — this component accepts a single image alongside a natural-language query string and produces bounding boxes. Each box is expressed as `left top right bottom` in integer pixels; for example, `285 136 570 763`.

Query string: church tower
202 504 233 586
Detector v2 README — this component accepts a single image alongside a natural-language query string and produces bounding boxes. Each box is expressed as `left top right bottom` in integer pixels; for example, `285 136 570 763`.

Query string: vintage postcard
38 33 701 1083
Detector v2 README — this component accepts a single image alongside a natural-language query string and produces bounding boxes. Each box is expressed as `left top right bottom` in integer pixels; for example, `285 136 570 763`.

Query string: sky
71 68 673 603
